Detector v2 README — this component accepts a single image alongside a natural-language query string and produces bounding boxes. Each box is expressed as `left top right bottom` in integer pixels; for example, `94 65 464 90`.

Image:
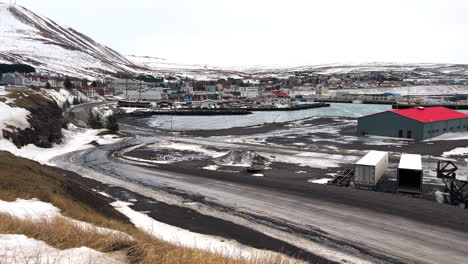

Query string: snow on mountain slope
1 3 467 81
0 3 145 79
233 63 468 77
126 55 248 80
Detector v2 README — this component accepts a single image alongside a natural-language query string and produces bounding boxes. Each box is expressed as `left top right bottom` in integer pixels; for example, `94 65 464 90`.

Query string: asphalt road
54 108 468 264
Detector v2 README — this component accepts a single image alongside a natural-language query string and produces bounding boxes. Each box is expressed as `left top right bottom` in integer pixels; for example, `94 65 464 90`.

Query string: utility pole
138 80 142 102
125 78 128 100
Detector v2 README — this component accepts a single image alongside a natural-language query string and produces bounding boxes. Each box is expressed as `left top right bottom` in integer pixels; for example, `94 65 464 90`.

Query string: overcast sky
15 0 468 66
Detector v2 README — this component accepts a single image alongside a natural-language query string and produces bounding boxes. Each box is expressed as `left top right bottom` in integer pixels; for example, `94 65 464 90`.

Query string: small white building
110 79 148 94
240 87 259 98
315 85 328 96
126 88 165 101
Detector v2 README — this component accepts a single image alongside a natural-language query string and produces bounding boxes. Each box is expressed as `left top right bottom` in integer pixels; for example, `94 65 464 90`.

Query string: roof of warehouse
360 107 468 123
391 107 468 123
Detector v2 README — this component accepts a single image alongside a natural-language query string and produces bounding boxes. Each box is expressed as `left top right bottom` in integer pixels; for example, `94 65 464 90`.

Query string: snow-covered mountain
125 55 248 80
0 3 145 79
232 63 468 78
1 3 467 81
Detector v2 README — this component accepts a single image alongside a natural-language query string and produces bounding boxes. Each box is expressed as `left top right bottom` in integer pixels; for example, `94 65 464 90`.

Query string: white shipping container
354 151 389 188
397 154 423 194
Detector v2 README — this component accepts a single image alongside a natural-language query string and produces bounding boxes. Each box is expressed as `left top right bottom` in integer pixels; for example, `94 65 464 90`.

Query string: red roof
273 92 289 97
391 107 468 123
83 85 96 90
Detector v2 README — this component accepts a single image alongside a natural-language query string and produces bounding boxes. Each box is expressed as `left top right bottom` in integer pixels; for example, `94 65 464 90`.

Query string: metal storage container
397 154 423 195
354 151 389 188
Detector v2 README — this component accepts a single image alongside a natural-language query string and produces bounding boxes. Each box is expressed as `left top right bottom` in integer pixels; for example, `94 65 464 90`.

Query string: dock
239 103 330 111
392 104 468 110
122 103 330 116
127 109 252 116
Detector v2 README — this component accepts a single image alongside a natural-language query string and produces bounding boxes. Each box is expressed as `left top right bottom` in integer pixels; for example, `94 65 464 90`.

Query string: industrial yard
119 107 468 207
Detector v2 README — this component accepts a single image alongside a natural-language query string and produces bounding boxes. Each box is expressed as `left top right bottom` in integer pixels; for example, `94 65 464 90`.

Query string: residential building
1 73 23 85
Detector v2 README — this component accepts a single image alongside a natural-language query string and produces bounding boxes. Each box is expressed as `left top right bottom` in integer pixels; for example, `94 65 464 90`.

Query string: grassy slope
0 151 297 264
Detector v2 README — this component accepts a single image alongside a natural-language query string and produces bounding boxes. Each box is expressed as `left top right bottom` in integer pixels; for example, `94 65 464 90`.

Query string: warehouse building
357 107 468 140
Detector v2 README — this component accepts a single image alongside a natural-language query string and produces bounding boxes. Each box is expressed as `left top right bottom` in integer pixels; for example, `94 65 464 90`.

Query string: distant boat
352 100 363 104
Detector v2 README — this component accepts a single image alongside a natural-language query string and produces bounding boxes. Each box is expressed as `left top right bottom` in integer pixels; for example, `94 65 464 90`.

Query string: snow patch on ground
0 125 122 165
0 199 130 238
0 198 60 220
203 165 220 171
443 147 468 157
430 132 468 141
308 178 333 184
0 234 126 264
147 141 225 159
0 100 31 138
265 152 357 169
112 201 262 259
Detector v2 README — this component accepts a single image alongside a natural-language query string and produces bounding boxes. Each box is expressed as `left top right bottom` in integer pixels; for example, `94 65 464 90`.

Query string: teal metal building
357 107 468 141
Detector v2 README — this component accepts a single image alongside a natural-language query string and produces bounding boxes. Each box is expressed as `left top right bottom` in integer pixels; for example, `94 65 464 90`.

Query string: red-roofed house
272 92 289 98
83 85 97 97
357 107 468 140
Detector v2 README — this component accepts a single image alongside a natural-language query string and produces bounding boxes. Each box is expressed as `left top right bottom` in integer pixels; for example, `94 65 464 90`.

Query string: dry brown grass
0 214 132 253
0 213 298 264
0 151 303 264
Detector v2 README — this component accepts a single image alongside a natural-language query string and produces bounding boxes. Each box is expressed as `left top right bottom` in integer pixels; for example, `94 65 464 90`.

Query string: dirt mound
214 150 268 167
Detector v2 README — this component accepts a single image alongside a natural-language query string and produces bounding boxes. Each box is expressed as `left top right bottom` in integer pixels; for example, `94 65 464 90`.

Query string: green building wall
358 112 424 140
422 118 468 139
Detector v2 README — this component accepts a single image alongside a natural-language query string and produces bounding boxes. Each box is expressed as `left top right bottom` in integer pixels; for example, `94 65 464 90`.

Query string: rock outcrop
1 89 66 148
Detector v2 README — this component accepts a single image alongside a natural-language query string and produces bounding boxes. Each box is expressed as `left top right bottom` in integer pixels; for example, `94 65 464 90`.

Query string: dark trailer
397 154 423 195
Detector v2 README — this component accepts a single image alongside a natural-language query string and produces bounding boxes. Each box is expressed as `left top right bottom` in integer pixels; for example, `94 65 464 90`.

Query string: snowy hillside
0 3 145 79
234 63 468 78
126 55 248 81
1 3 467 81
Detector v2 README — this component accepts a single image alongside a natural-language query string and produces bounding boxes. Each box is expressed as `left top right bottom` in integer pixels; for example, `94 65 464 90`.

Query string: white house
1 73 23 85
111 79 149 95
240 87 259 98
126 88 164 101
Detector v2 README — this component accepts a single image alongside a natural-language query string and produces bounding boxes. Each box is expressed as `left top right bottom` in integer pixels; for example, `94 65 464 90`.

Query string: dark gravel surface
50 166 337 264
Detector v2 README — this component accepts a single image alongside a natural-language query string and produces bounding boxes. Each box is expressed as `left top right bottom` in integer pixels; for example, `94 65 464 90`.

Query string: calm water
144 103 393 131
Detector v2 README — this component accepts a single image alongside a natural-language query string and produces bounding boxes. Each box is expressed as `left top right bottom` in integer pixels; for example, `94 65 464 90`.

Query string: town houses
1 72 50 88
2 65 467 107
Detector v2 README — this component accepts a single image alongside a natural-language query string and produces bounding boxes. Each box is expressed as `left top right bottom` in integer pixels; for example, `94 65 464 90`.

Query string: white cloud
15 0 468 66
